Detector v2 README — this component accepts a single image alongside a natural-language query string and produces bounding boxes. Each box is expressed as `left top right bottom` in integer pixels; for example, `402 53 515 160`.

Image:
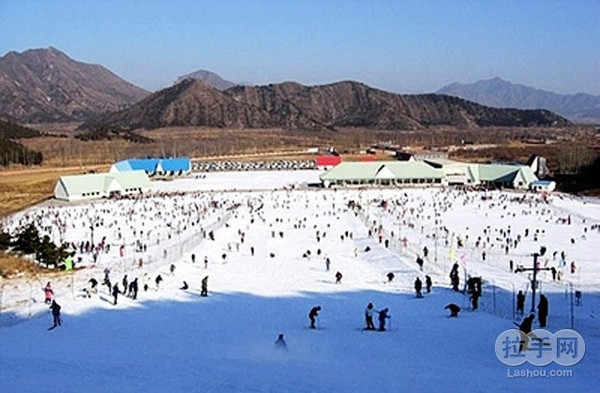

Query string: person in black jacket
201 276 209 297
308 306 321 329
425 275 432 293
50 300 61 328
445 303 460 317
538 294 549 327
516 290 525 316
414 277 423 298
112 283 120 305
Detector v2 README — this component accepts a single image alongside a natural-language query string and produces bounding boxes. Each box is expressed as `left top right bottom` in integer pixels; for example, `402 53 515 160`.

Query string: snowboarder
444 303 460 317
112 283 120 305
335 271 343 284
180 281 189 290
201 276 208 297
308 306 321 329
274 333 287 350
365 303 375 330
414 277 423 298
538 294 549 327
44 282 53 304
377 308 390 331
49 300 61 328
425 275 432 293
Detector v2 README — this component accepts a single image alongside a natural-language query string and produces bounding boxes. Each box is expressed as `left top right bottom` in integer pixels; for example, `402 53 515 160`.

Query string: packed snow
1 170 598 393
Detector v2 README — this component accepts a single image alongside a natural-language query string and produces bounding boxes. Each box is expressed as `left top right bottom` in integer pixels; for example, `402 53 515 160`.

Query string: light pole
515 246 548 313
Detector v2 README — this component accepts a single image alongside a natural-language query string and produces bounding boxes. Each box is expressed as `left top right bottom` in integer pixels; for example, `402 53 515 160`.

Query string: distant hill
0 47 149 123
175 69 236 91
437 77 600 124
80 79 569 131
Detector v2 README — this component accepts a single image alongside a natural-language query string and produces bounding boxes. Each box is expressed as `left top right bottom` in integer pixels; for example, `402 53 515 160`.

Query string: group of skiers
305 303 391 332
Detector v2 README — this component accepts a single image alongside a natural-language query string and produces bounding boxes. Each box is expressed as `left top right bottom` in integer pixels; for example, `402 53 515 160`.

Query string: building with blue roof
110 157 191 177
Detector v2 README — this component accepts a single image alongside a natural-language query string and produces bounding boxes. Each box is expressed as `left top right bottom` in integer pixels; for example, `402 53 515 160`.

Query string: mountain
0 47 149 123
437 77 600 124
174 69 236 91
80 79 569 131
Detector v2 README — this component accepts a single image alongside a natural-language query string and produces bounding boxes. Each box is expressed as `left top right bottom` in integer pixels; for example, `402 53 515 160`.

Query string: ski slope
0 171 598 393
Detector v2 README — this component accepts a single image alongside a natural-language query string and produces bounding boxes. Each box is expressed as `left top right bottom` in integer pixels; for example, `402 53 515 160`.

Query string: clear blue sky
1 0 598 94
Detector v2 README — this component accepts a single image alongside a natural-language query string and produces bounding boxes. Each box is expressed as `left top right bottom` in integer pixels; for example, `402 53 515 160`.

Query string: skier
201 276 209 297
517 314 535 352
274 333 287 350
204 256 208 269
470 290 480 310
335 271 343 284
444 303 460 317
517 314 534 334
449 264 460 292
386 272 395 283
425 275 432 293
122 275 128 294
364 303 375 330
169 264 176 276
377 308 390 331
112 283 120 305
414 277 423 298
538 294 549 327
191 254 196 264
308 305 321 329
130 278 139 300
416 256 424 271
180 281 189 290
44 282 53 304
49 300 61 329
325 257 331 271
155 274 163 289
516 290 525 316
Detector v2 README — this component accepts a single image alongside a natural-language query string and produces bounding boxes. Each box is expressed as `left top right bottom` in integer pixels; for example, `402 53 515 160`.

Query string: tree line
0 119 44 166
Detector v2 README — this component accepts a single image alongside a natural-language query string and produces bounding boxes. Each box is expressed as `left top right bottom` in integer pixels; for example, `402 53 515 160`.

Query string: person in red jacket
44 282 53 304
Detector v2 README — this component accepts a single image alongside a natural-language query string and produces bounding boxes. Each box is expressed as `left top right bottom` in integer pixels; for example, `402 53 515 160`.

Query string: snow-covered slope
1 172 598 393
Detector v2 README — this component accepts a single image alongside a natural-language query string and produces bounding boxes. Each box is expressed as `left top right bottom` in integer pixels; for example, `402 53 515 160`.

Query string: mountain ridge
437 77 600 123
80 78 569 131
0 47 149 123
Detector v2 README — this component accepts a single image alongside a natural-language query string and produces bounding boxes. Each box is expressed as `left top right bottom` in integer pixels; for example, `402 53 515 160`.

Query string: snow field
1 172 598 393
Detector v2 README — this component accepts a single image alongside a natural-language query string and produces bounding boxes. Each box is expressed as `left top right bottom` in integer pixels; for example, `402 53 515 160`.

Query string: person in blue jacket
378 308 390 331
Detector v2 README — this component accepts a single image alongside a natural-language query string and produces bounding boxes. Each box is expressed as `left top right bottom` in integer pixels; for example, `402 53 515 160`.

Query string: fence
0 207 235 327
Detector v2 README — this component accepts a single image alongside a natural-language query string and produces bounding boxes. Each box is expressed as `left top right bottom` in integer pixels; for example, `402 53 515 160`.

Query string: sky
1 0 599 94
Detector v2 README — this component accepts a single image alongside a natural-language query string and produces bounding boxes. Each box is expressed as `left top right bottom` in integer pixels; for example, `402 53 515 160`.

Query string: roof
57 171 151 196
58 173 112 196
111 171 152 189
475 164 537 184
320 161 444 181
112 158 191 173
160 157 191 172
